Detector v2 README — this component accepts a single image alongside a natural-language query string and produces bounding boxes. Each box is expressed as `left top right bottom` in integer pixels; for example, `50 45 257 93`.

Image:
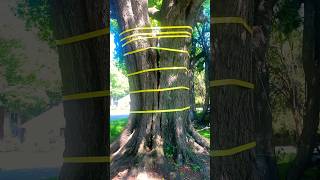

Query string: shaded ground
0 168 59 180
110 117 210 179
0 151 62 180
0 151 63 170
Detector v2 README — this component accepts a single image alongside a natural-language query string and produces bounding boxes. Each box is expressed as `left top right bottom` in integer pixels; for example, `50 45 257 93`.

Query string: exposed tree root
111 122 210 179
188 125 210 150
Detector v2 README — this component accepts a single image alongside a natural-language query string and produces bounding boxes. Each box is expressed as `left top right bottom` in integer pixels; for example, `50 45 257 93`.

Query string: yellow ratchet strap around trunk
63 90 109 101
120 31 192 42
127 67 188 77
130 86 189 94
120 26 193 36
56 27 109 45
212 17 253 34
210 79 254 89
64 156 111 163
122 35 191 47
130 106 190 114
211 141 256 157
124 47 189 56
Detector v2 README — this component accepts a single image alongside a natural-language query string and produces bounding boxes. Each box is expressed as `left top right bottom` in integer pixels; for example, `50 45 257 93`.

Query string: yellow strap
122 35 191 47
120 26 193 36
130 106 190 114
63 90 109 101
124 47 189 56
130 86 189 94
212 17 253 34
210 79 254 89
64 156 110 163
128 67 188 77
120 31 192 42
211 141 256 157
56 27 109 45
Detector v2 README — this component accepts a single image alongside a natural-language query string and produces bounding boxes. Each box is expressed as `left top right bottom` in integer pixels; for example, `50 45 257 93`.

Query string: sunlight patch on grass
197 129 210 139
110 118 128 143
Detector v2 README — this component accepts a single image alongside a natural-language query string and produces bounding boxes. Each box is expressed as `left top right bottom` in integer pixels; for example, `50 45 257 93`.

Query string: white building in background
21 104 65 152
117 95 130 110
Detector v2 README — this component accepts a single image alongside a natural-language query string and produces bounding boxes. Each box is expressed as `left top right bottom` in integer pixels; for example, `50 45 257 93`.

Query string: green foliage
268 27 304 139
0 39 53 119
190 163 201 172
110 19 127 73
274 0 302 37
0 39 22 85
164 143 176 159
190 0 210 73
148 0 163 9
15 0 54 46
110 61 129 100
194 71 206 107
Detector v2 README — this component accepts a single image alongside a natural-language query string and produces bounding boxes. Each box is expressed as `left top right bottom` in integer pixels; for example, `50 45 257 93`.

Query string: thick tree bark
211 0 258 179
253 0 279 179
110 0 208 179
287 0 320 179
50 1 109 179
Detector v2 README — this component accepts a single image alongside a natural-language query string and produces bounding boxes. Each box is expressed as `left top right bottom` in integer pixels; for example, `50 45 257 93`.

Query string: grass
277 153 320 180
110 118 128 143
197 129 210 139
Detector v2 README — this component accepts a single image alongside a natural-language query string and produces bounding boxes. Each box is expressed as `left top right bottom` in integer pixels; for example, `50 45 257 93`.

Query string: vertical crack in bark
156 48 162 130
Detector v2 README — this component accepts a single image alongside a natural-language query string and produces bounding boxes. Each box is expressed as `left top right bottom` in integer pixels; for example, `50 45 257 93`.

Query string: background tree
189 4 211 126
110 0 209 178
110 61 129 101
0 38 55 124
268 29 304 141
50 0 109 179
252 0 280 179
287 0 320 179
211 0 257 179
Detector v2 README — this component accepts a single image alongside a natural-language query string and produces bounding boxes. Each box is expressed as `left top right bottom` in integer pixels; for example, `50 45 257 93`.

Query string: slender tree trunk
287 0 320 179
0 106 4 140
189 60 198 123
253 0 279 179
110 0 208 178
291 106 303 141
198 61 210 126
211 0 258 179
50 1 109 179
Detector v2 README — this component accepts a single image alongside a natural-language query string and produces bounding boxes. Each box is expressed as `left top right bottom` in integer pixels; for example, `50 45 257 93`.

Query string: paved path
0 151 62 179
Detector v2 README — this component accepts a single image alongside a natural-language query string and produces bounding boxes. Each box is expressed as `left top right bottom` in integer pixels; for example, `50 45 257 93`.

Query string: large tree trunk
253 0 279 179
287 0 320 179
211 0 258 179
50 1 109 179
110 0 209 179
